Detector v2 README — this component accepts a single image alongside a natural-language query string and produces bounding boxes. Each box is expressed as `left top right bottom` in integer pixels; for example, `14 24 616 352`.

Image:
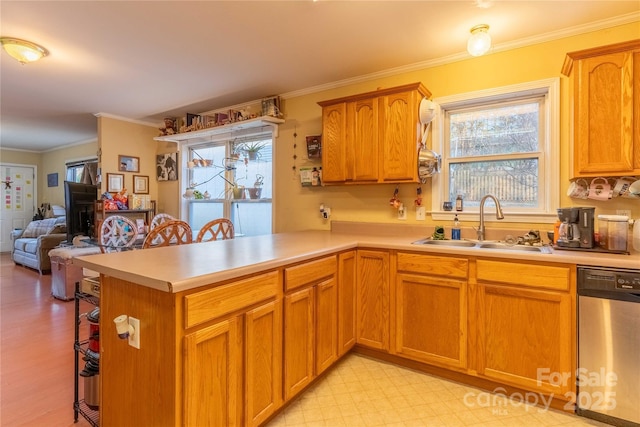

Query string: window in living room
186 135 273 237
65 158 98 185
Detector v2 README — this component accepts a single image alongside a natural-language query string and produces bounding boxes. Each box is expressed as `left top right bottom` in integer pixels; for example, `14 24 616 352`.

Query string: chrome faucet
477 194 505 241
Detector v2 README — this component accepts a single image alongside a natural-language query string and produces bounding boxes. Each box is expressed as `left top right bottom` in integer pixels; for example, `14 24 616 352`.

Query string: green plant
239 141 266 160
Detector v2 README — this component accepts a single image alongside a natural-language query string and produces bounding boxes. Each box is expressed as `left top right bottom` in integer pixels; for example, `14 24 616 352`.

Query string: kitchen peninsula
73 225 640 427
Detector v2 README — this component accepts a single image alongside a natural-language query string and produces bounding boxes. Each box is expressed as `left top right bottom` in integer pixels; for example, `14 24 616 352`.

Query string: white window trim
431 78 560 224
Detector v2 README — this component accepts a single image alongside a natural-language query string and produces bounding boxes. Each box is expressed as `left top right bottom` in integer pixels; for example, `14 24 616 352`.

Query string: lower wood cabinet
474 259 575 398
184 317 242 426
182 271 282 427
393 252 468 370
283 256 338 401
245 300 283 427
338 251 357 356
356 250 390 350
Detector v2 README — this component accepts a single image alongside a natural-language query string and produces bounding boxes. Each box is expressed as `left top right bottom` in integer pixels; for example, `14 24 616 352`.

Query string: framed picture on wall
157 153 178 181
133 175 149 194
118 155 140 172
107 173 124 192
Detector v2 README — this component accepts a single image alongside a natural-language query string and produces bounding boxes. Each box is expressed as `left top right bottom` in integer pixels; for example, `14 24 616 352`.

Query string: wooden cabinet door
245 299 283 427
348 98 379 182
395 273 467 370
184 317 242 427
476 283 572 396
574 50 640 175
338 251 357 356
379 90 419 182
356 250 390 350
321 102 347 183
283 286 315 401
315 277 338 375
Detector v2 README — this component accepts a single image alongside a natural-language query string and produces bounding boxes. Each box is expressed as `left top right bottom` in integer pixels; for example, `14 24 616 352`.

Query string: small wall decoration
107 173 124 192
306 135 322 159
133 175 149 194
118 155 140 172
47 173 58 187
157 153 178 181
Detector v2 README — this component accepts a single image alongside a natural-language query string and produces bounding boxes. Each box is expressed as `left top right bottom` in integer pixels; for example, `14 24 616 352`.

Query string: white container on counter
607 215 628 251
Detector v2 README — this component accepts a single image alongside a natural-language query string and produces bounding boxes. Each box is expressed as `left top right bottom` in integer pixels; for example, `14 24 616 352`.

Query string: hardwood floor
0 253 92 427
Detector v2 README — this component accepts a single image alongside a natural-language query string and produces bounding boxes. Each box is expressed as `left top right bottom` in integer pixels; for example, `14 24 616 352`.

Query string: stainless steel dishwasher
577 266 640 427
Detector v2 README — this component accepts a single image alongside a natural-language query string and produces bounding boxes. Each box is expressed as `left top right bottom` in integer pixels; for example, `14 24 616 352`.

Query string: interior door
0 165 36 252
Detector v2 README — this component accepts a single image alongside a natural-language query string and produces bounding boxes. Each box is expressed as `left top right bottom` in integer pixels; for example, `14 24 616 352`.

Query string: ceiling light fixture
0 37 49 64
467 24 491 57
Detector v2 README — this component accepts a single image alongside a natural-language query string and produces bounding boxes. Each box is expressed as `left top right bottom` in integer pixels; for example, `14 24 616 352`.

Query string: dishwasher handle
578 288 640 303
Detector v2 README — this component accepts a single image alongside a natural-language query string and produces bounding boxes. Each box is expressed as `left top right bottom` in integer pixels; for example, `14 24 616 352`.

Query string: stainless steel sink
411 238 551 253
477 243 551 253
412 239 477 247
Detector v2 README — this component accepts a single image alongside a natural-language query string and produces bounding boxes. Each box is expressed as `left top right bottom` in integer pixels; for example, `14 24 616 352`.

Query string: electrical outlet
416 206 426 221
398 204 407 220
616 209 631 218
128 317 140 349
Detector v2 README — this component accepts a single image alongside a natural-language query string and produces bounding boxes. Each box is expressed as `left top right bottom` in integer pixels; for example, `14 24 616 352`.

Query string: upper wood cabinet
318 83 431 184
562 40 640 177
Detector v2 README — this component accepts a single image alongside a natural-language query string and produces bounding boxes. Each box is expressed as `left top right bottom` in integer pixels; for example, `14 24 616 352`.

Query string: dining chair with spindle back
196 218 235 242
142 219 193 249
97 215 139 253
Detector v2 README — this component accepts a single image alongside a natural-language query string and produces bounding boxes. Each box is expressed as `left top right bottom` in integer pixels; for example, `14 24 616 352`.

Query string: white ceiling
1 1 639 152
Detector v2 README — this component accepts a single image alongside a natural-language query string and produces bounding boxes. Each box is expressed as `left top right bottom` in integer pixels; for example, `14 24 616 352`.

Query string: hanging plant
239 141 266 161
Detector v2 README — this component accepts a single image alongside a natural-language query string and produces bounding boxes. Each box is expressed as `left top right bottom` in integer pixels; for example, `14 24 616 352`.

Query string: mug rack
568 176 639 200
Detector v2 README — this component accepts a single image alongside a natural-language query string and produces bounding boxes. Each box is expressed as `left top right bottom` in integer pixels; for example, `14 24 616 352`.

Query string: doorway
0 164 36 252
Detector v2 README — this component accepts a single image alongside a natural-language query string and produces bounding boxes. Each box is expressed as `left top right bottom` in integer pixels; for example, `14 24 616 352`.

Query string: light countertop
72 225 640 293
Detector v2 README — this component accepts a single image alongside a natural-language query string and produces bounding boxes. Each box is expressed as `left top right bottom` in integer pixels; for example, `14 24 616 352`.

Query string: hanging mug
587 177 612 201
613 176 636 197
567 179 589 199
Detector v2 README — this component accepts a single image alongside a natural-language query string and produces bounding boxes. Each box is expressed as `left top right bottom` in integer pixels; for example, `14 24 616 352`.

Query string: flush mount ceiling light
467 24 491 57
0 37 49 64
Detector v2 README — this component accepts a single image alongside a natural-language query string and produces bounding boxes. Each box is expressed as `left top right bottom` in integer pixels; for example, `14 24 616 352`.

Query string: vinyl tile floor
266 353 611 427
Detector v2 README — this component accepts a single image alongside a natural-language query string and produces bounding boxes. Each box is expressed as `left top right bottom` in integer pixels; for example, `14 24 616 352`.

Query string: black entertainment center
64 181 99 242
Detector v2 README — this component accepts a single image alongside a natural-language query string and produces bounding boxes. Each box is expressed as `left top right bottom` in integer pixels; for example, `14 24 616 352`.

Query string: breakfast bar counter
73 229 640 293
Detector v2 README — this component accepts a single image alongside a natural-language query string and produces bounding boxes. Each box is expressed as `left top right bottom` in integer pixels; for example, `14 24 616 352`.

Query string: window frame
180 130 275 236
431 78 560 224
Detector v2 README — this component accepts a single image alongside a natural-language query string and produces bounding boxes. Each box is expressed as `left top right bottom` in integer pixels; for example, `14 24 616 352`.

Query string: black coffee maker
556 207 595 248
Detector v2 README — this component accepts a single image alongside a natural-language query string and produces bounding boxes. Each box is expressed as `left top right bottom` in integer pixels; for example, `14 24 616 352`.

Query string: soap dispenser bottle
452 214 461 240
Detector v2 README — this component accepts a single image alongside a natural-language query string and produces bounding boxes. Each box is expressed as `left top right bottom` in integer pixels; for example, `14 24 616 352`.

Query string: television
64 181 98 242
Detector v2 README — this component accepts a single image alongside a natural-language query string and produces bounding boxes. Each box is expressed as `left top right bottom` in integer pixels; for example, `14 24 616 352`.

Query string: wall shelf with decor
154 116 284 144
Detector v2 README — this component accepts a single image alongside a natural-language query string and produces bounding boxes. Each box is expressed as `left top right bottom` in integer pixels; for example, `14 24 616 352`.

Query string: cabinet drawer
185 271 279 328
476 260 571 291
397 252 468 278
285 256 337 291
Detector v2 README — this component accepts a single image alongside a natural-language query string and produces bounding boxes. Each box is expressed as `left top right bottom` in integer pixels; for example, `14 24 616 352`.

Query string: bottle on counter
452 214 461 240
455 194 463 212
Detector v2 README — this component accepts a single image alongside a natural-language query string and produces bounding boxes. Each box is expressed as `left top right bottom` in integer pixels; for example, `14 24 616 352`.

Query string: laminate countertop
72 227 640 293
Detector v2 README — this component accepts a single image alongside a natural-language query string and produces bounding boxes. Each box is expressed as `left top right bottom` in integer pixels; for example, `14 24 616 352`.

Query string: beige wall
97 115 162 209
1 143 97 208
273 22 640 233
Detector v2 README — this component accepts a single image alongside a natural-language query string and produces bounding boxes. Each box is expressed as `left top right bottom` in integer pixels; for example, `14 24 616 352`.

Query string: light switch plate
416 206 426 221
128 317 140 349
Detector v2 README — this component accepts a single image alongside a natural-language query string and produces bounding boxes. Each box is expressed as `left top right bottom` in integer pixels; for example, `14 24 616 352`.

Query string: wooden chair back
150 213 175 230
97 215 139 253
142 220 193 249
196 218 235 242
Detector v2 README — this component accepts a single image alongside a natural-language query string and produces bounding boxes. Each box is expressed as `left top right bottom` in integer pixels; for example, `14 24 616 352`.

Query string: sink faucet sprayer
477 194 505 241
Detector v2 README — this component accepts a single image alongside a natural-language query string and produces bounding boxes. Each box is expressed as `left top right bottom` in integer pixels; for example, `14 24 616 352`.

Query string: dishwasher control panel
578 266 640 298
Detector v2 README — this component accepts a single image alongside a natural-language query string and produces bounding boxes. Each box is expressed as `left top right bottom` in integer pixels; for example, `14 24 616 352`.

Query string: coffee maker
556 207 595 248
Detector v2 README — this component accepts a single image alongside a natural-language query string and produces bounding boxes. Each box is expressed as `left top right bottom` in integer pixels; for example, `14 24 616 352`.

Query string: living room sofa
11 217 67 274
